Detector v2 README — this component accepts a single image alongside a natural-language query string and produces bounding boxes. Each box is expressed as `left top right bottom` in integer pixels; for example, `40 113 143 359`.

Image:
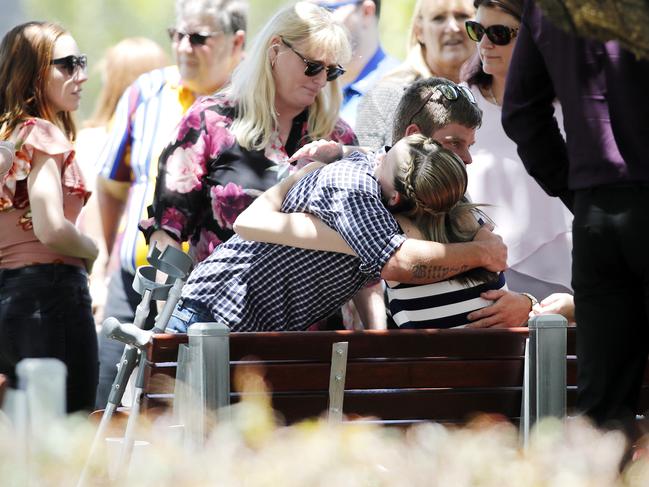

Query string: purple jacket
502 0 649 210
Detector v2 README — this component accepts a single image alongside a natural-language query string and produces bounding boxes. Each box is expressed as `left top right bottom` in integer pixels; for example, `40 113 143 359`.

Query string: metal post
16 358 66 432
521 338 530 446
328 342 348 423
527 314 568 429
187 322 230 442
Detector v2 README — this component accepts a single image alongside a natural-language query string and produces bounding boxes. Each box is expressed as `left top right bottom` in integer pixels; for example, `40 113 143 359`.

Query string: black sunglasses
167 28 219 46
280 38 345 82
50 54 87 76
407 83 477 127
465 20 518 46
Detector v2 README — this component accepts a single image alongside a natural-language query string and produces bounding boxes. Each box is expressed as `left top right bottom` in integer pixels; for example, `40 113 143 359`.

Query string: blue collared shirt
340 46 400 128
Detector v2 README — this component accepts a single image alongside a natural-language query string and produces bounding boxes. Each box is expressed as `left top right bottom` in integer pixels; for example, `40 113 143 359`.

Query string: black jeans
572 185 649 439
0 264 98 413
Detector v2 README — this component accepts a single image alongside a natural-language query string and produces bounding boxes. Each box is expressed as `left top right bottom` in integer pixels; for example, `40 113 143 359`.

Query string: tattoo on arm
411 264 470 281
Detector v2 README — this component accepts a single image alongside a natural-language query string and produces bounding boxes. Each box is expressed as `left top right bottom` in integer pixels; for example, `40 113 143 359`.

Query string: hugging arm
380 225 508 284
233 162 356 255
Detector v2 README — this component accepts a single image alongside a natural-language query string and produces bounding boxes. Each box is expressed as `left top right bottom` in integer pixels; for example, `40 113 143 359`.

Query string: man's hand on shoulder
473 225 507 272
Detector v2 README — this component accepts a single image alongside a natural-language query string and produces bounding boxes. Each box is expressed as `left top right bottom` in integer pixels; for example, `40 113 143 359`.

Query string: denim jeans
0 263 98 412
167 300 215 333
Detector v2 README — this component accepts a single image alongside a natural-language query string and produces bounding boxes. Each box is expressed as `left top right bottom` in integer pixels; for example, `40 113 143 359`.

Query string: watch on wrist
521 292 538 310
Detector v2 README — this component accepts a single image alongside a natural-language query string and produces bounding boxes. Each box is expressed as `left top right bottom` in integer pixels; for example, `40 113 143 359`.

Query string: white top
465 85 573 290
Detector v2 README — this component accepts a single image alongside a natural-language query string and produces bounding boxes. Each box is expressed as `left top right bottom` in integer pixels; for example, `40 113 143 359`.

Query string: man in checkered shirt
166 141 507 332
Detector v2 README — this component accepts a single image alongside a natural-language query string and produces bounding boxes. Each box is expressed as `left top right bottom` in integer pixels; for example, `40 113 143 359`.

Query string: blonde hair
381 0 475 86
85 37 169 128
395 134 496 284
0 22 76 140
224 2 351 151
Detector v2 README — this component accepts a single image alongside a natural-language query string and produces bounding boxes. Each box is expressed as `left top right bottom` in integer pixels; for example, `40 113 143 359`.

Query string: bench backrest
144 328 530 425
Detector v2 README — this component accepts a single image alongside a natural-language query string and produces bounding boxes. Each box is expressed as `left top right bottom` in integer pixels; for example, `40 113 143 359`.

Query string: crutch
77 244 192 486
110 245 192 479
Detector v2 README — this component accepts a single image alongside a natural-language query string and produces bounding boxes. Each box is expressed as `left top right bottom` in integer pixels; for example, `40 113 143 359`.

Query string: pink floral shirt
0 118 90 269
140 94 357 263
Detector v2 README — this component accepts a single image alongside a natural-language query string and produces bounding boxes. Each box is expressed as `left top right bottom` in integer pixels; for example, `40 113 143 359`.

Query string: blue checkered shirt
180 152 406 331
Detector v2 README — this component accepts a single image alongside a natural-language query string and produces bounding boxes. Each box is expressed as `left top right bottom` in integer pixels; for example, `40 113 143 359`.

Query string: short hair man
391 77 538 326
94 0 247 408
315 0 400 127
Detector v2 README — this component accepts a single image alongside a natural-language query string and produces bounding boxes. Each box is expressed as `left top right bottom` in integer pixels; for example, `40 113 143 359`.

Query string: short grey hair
176 0 248 35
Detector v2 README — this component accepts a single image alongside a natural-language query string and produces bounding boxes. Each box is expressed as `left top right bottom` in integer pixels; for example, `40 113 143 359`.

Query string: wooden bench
144 321 556 427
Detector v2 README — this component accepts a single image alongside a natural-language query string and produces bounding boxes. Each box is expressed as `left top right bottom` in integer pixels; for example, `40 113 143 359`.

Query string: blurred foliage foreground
2 369 649 487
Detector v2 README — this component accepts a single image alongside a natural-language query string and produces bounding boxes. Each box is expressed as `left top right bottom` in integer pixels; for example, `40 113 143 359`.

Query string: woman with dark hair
0 22 98 411
460 0 573 305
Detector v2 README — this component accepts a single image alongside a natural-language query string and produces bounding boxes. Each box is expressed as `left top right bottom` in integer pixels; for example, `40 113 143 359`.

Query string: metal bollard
16 358 67 433
187 322 230 442
522 314 568 444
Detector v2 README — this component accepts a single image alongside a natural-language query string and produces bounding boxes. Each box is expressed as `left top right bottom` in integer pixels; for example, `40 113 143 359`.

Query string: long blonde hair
395 134 496 284
0 21 76 140
224 2 350 151
84 37 169 128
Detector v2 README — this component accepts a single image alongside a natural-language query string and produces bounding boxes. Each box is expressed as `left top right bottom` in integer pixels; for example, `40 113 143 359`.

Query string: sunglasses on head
50 54 87 76
167 28 219 46
407 83 477 127
465 20 518 45
280 37 345 82
316 0 363 11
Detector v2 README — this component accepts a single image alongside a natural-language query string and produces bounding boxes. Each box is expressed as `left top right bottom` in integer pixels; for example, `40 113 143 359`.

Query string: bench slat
146 359 525 393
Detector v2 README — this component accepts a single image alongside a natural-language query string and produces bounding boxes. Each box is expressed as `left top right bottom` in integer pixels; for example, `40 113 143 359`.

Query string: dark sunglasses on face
50 54 87 76
167 28 219 46
407 83 477 127
280 37 345 82
465 20 518 45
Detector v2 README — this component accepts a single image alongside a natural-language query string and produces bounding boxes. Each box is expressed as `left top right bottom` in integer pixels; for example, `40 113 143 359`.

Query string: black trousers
573 185 649 439
0 264 98 413
95 268 156 409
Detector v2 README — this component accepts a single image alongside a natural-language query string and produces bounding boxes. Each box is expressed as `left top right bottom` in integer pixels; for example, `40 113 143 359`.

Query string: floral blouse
0 118 90 268
140 94 357 263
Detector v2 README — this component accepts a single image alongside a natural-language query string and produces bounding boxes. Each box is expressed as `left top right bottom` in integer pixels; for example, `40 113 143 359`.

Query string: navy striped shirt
181 152 406 331
387 272 507 329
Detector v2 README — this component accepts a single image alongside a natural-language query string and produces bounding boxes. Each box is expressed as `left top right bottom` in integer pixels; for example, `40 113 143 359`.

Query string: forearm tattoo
411 264 470 281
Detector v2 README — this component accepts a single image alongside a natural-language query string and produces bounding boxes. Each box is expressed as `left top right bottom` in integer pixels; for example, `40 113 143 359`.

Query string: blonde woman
141 2 357 264
355 0 475 148
0 22 99 411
